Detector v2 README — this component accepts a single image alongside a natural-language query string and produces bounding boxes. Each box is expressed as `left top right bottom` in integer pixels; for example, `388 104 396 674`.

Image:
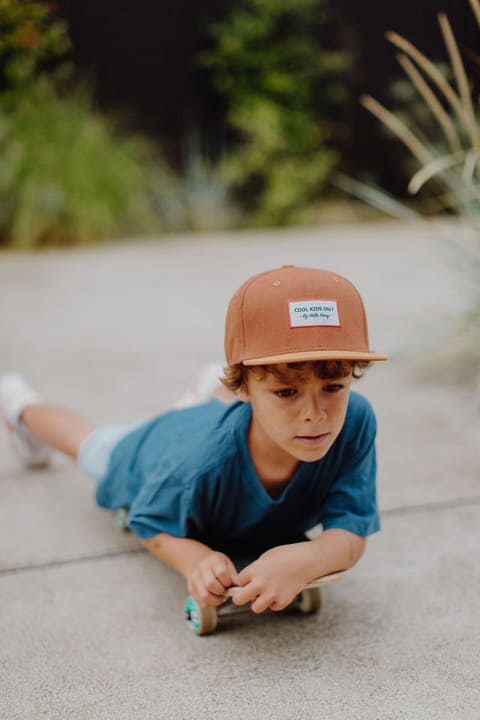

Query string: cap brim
243 350 388 365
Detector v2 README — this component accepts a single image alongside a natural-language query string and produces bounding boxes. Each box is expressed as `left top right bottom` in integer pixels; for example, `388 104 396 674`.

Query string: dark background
55 0 480 193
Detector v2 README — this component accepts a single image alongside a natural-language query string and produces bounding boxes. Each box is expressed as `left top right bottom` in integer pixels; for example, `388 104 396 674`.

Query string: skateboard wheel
113 508 130 531
295 587 322 614
184 596 218 635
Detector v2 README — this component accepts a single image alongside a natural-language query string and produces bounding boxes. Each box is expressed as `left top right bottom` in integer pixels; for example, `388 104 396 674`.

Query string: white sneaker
0 373 52 468
174 363 225 409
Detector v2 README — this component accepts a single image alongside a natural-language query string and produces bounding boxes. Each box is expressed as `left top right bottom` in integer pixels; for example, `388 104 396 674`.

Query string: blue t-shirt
96 391 380 553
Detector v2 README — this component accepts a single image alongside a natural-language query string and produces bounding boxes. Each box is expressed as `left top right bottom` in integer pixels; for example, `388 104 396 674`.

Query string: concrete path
1 222 479 719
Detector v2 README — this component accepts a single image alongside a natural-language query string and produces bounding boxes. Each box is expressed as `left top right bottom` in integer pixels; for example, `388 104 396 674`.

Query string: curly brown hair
221 360 371 393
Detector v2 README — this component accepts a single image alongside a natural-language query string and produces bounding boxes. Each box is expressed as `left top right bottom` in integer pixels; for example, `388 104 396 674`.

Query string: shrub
0 80 184 247
0 1 184 247
202 0 350 226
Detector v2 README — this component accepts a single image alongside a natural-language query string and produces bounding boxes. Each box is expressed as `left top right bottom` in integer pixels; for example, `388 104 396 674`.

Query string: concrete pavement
1 222 479 719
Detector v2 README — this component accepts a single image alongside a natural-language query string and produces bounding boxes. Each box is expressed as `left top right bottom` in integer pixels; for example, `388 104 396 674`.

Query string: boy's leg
174 362 236 408
0 373 94 467
20 405 94 459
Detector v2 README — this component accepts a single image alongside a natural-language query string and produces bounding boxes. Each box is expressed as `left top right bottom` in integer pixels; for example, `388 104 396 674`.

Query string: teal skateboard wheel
184 596 218 635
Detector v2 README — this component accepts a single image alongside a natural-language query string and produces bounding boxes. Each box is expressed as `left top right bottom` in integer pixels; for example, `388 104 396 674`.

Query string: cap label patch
289 300 340 327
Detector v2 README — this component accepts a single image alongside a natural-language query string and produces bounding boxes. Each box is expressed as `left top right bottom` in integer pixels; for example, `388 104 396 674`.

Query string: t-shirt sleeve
321 403 380 537
126 469 195 540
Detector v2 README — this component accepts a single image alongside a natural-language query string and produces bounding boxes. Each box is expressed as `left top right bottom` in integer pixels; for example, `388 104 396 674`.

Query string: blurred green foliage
0 80 184 248
0 0 70 90
202 0 350 226
0 0 181 248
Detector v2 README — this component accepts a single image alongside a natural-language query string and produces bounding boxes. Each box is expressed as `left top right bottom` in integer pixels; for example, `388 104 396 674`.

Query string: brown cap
225 265 388 365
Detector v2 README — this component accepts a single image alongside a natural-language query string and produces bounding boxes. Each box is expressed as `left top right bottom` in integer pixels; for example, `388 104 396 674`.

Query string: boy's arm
232 529 366 614
141 533 213 576
140 533 238 608
309 528 366 574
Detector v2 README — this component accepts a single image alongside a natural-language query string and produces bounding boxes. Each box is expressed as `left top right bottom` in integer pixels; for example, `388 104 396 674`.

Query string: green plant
339 0 480 391
0 79 184 248
202 0 349 226
0 1 189 247
0 0 70 91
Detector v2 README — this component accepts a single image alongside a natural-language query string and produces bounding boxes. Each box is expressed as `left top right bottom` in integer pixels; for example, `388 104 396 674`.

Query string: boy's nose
303 395 327 422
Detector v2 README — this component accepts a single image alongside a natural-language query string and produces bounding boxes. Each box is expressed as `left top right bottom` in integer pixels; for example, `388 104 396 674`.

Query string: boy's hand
231 543 315 614
187 551 239 609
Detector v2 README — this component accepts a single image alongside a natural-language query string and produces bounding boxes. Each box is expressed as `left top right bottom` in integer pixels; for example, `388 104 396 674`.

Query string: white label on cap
289 300 340 327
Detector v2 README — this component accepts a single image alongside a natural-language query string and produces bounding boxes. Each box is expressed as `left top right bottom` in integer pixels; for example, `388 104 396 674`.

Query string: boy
1 265 387 614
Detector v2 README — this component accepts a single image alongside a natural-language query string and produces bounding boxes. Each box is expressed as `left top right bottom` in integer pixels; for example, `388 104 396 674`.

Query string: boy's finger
201 566 228 596
206 591 228 608
212 560 231 586
230 582 258 606
214 558 238 588
235 565 253 587
191 573 227 607
250 593 275 615
268 597 289 612
197 590 227 609
226 558 241 585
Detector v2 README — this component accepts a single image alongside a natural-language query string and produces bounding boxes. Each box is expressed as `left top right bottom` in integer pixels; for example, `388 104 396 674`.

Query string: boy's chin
288 445 331 463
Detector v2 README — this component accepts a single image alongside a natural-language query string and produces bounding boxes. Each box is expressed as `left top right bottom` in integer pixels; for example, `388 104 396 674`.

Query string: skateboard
184 569 349 636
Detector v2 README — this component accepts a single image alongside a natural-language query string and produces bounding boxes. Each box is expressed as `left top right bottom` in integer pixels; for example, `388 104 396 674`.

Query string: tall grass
340 0 480 393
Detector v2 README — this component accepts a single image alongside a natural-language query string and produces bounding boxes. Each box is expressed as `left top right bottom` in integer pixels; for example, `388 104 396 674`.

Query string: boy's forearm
305 528 366 579
140 533 213 577
140 529 365 589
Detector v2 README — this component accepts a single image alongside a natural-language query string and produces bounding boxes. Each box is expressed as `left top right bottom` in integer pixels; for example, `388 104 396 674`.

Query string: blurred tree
201 0 350 225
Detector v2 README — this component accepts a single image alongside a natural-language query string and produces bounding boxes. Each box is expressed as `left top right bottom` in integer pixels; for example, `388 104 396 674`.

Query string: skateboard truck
184 569 349 636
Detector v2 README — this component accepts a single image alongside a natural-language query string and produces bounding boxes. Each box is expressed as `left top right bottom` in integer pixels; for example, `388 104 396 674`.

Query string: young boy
1 265 387 614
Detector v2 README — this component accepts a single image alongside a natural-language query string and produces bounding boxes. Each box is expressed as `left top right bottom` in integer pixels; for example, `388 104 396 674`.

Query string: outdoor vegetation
201 0 350 227
342 0 480 391
0 0 354 247
0 0 183 248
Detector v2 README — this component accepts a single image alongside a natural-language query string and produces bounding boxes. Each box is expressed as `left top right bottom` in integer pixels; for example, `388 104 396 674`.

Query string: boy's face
238 365 353 465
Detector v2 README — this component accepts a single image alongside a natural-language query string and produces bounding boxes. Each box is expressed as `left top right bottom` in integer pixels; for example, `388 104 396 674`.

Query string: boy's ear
236 387 249 402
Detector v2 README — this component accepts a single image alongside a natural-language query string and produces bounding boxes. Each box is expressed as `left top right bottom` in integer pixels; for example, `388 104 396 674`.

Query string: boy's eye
274 388 297 398
323 383 344 393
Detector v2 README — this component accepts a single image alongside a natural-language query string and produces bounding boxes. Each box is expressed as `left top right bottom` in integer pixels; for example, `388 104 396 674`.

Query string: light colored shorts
77 419 146 482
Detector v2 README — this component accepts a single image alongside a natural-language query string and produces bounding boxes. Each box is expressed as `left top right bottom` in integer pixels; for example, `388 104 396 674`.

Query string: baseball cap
225 265 388 365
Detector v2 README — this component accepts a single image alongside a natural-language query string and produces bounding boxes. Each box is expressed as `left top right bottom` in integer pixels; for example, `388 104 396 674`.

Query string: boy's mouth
294 432 330 446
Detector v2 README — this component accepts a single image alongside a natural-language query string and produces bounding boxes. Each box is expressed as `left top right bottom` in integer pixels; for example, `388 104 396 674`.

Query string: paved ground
1 222 479 720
